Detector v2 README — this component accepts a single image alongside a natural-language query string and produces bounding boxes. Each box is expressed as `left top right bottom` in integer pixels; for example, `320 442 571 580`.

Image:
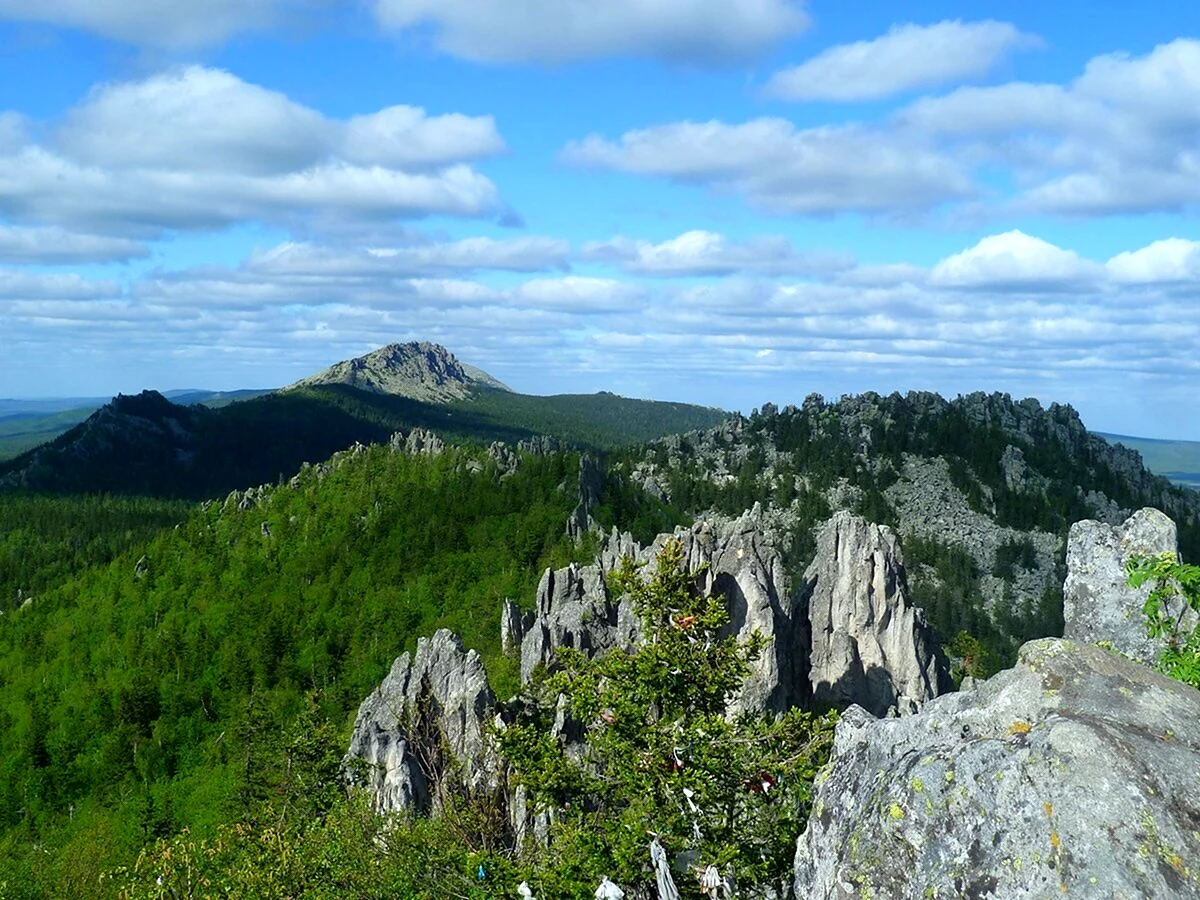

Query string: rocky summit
287 341 510 403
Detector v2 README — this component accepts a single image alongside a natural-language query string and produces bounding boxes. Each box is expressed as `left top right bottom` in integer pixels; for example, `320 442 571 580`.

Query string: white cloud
563 119 971 215
343 106 507 169
512 276 646 312
930 231 1104 290
898 39 1200 216
59 67 330 175
0 112 27 154
372 0 807 64
0 268 122 300
767 20 1039 102
1107 238 1200 284
0 0 334 48
0 226 149 264
8 232 1200 439
0 67 506 237
248 236 570 277
581 230 853 276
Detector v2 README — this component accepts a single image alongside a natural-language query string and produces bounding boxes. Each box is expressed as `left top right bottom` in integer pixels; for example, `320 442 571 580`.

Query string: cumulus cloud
898 39 1200 216
930 231 1104 290
1107 238 1200 284
580 230 853 276
766 20 1039 102
511 276 646 312
0 268 122 300
8 232 1200 438
0 67 506 237
247 236 570 278
371 0 807 64
0 0 334 48
0 226 149 264
563 119 972 215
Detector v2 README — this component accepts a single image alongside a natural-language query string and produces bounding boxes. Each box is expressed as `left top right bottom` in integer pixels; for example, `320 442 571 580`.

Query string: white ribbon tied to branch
649 837 681 900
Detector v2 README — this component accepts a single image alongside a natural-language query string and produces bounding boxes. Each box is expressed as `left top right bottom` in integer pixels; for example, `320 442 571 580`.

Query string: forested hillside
2 386 1196 897
0 438 601 896
0 385 727 500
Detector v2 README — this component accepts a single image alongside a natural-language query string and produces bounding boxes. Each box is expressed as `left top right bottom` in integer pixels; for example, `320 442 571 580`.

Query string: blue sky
1 2 1199 439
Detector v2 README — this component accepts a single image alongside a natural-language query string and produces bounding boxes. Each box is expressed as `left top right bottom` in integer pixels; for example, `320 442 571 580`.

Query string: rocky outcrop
566 453 603 541
800 511 951 717
1064 508 1183 666
795 638 1200 899
884 454 1061 616
520 505 810 714
345 629 495 815
520 556 640 684
287 341 510 403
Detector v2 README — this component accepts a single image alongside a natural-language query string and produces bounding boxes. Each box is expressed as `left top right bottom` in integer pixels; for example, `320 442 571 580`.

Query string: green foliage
1126 552 1200 688
0 494 189 611
992 537 1038 582
948 631 1001 684
498 539 837 897
0 441 589 896
457 388 728 450
0 386 729 500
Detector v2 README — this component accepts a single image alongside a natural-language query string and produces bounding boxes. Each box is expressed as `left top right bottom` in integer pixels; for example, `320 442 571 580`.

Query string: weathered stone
1064 508 1184 666
519 506 810 714
501 599 531 656
799 511 951 717
794 638 1200 899
345 629 494 815
567 453 604 541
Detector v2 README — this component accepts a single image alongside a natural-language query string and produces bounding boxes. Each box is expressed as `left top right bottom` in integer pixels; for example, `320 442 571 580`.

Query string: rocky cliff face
1064 507 1186 666
513 505 810 714
795 638 1200 899
344 629 495 815
288 341 510 403
800 511 951 716
511 506 948 717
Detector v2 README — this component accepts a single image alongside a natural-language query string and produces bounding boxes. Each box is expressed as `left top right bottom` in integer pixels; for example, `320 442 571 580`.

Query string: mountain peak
287 342 510 403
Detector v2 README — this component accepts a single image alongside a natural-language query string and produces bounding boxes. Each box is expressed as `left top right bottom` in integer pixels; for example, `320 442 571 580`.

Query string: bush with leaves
498 538 836 898
1126 551 1200 688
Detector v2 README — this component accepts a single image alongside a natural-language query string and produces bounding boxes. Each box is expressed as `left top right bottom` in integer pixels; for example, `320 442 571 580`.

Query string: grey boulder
1063 507 1183 666
794 638 1200 899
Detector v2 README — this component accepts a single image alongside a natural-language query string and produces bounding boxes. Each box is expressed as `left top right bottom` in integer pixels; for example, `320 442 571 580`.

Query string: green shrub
498 538 836 898
1126 552 1200 688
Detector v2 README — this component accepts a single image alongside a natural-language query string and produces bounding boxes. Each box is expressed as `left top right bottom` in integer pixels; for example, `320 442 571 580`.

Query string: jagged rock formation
512 506 952 717
795 638 1200 899
288 341 510 402
623 391 1200 646
800 511 951 716
566 453 604 540
1063 508 1188 665
344 629 495 815
509 505 810 714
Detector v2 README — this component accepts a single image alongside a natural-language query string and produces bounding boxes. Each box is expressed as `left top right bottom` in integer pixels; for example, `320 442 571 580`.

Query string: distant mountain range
0 343 728 497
